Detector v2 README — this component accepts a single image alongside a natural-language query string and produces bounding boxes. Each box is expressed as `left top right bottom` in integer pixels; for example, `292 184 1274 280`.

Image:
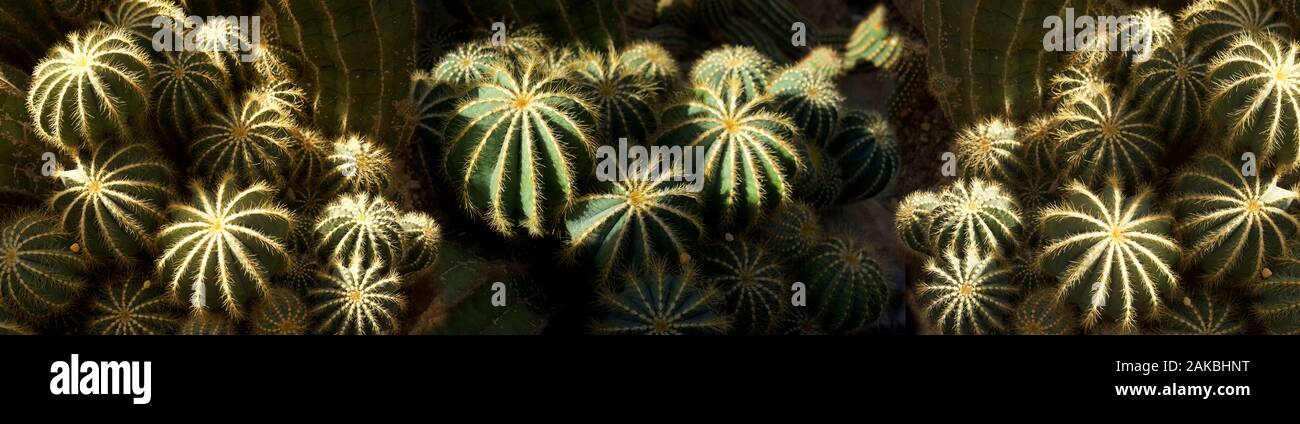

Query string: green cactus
321 134 393 197
1207 33 1300 168
593 263 730 335
618 41 681 97
656 0 693 28
314 193 403 269
1012 288 1076 335
280 251 319 294
417 23 470 70
768 67 842 146
719 17 791 63
917 246 1016 335
825 110 898 203
1016 115 1061 214
929 178 1022 255
698 239 786 334
689 46 774 102
793 138 843 209
0 308 33 335
843 4 906 72
1067 7 1175 75
1132 43 1207 152
178 311 235 335
570 49 659 144
1053 90 1162 186
1172 154 1299 282
734 0 805 59
27 28 153 152
0 211 88 320
53 0 107 22
894 191 941 257
282 127 330 212
156 176 292 317
433 44 500 86
1255 251 1300 334
151 51 230 140
695 0 736 27
1007 250 1054 292
189 94 294 185
443 59 596 237
397 212 441 277
953 117 1026 183
800 237 889 334
251 287 310 335
246 80 307 119
757 201 821 259
1160 291 1244 335
87 276 177 335
796 47 844 81
1038 179 1180 328
311 256 405 335
51 142 172 262
1181 0 1290 60
410 70 466 144
1048 66 1111 106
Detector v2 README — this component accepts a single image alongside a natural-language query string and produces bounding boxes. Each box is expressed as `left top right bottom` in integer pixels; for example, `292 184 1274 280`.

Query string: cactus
656 0 693 28
793 137 843 209
720 17 791 63
1255 251 1300 334
564 156 702 278
51 142 172 262
53 0 107 22
0 211 88 320
825 110 898 203
156 176 292 317
1053 90 1162 186
618 41 681 97
1172 154 1298 282
87 276 177 335
1207 33 1300 168
417 23 470 70
1 64 60 205
282 127 330 212
734 0 805 58
799 237 889 334
280 251 319 294
698 239 786 334
689 46 774 102
1016 115 1061 215
929 178 1022 255
593 263 729 335
27 28 153 152
443 59 596 237
768 67 842 146
246 80 307 118
1160 291 1244 335
0 308 33 335
894 191 941 257
321 134 393 197
695 0 736 27
917 246 1016 335
251 287 310 335
311 257 405 335
1048 66 1112 106
314 193 403 269
410 71 466 144
757 201 821 259
178 311 235 335
953 117 1026 182
796 47 844 81
570 49 659 144
1012 288 1075 335
397 212 441 277
1132 43 1207 152
1068 7 1175 75
843 4 906 71
433 44 500 86
1181 0 1290 60
151 52 230 140
1038 179 1180 328
189 94 293 185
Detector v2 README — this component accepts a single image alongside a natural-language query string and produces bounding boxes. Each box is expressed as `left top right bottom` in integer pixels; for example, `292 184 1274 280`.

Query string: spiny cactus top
593 263 730 335
1172 154 1299 282
27 28 153 152
917 247 1016 335
322 134 393 197
698 239 786 334
1053 90 1162 186
1181 0 1291 60
953 117 1025 182
1048 66 1111 106
251 287 310 335
929 178 1022 255
156 176 292 317
657 81 801 229
825 110 898 203
1160 292 1244 335
894 190 941 257
796 47 844 81
1039 180 1180 328
569 49 659 145
311 257 405 335
151 51 230 140
1013 288 1075 335
433 43 501 86
51 142 173 262
799 237 889 334
314 192 403 269
1131 42 1207 147
0 308 32 335
443 59 596 237
689 45 774 101
397 212 441 277
190 94 294 185
87 276 176 335
618 42 680 96
768 67 842 146
1207 33 1300 168
0 211 88 320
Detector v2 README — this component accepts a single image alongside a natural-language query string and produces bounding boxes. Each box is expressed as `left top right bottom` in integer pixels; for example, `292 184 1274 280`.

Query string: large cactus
799 237 889 334
1206 33 1300 169
593 263 730 335
768 67 842 146
689 46 774 102
0 211 88 320
698 239 786 334
51 142 173 261
825 110 898 203
1181 0 1290 60
917 246 1016 335
87 276 177 335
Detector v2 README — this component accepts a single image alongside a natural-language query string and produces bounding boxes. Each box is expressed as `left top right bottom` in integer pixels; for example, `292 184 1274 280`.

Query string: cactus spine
698 239 786 334
1207 33 1300 168
593 263 730 335
825 110 898 203
799 237 889 334
929 178 1022 255
314 193 403 269
189 94 293 185
1160 292 1244 335
251 287 310 335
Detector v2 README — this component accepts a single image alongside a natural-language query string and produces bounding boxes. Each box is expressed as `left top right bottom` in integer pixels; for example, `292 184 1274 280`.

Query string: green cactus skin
619 42 681 97
433 44 500 87
758 201 821 259
894 191 941 257
689 46 774 102
593 263 730 335
1132 43 1207 152
314 193 402 270
151 51 230 140
629 24 689 60
247 80 307 119
1017 115 1061 214
844 4 905 72
190 95 293 186
571 49 659 145
1181 0 1290 60
87 276 177 335
825 110 898 203
447 0 626 48
417 23 470 70
656 0 693 28
443 59 596 237
1039 180 1180 329
734 0 805 59
51 143 172 262
1053 90 1162 187
251 287 310 335
1207 34 1300 168
0 211 88 321
953 117 1026 183
0 64 60 205
1012 288 1076 335
410 70 466 144
179 311 235 335
1283 0 1300 20
27 28 153 153
1007 250 1054 292
800 237 889 334
695 0 736 27
321 134 393 197
699 239 786 334
0 3 64 67
0 308 33 335
157 176 292 317
930 178 1022 256
886 51 926 122
280 250 319 294
564 157 702 279
1172 154 1299 282
1159 291 1244 335
1255 252 1300 334
768 68 842 146
793 138 844 210
397 212 441 277
918 247 1016 335
1067 7 1175 76
311 257 405 335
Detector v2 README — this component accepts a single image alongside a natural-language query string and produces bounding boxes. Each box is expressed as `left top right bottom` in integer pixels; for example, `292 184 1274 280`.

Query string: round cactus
796 46 844 81
151 51 230 140
843 4 905 71
98 0 187 48
433 43 500 86
825 110 898 203
321 134 393 197
1172 154 1299 282
311 257 405 335
799 237 889 334
768 67 842 146
178 311 235 335
1160 291 1244 335
1048 66 1111 106
246 80 307 118
87 276 177 335
792 141 843 209
1255 252 1300 334
570 49 659 144
443 59 596 237
280 251 320 294
917 246 1017 335
953 117 1025 182
689 45 774 101
50 142 172 261
1016 115 1061 214
698 239 786 334
251 287 310 335
27 28 152 152
1131 43 1207 148
929 178 1022 255
283 127 331 212
593 263 729 335
1039 179 1180 328
894 190 941 257
1181 0 1290 60
1207 33 1300 168
1012 288 1076 335
397 212 441 277
156 176 292 317
190 94 293 185
411 70 466 146
0 211 88 320
757 201 821 259
1053 90 1162 186
619 42 680 96
314 193 403 269
656 81 801 229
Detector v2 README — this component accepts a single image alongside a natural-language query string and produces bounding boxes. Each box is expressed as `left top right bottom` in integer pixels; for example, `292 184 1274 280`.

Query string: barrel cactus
397 212 441 277
314 193 403 269
98 0 187 50
569 49 659 144
793 141 843 210
1131 43 1207 148
593 263 730 335
1160 291 1245 335
689 45 773 101
1012 288 1075 335
433 43 500 86
757 201 820 259
894 190 941 257
1053 90 1162 186
321 134 393 197
50 142 173 261
618 42 680 96
698 239 786 334
799 237 889 334
929 178 1022 255
917 246 1016 335
27 28 152 152
1255 251 1300 334
0 308 32 335
953 117 1025 182
0 211 88 320
189 94 294 185
768 67 842 145
251 287 310 335
86 276 176 335
311 257 405 335
151 51 230 140
825 110 898 203
1181 0 1290 60
1206 33 1300 168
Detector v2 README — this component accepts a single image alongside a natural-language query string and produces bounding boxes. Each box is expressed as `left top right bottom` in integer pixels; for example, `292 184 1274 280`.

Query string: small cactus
98 0 187 48
432 43 500 86
799 237 889 334
929 178 1022 255
0 211 88 320
151 51 230 140
321 134 393 197
50 142 173 261
618 41 681 96
410 70 466 146
397 212 441 277
825 110 898 203
1160 291 1244 335
1053 90 1162 186
757 201 821 259
953 117 1025 182
189 94 294 185
0 308 33 335
917 246 1016 335
311 257 405 335
593 263 730 335
570 49 659 144
1207 33 1300 168
698 239 786 334
792 141 843 209
1181 0 1290 60
768 67 842 146
178 311 235 335
251 287 310 335
894 191 941 257
689 45 774 101
1131 43 1207 148
87 276 177 335
314 193 403 269
1012 288 1075 335
1255 252 1300 334
843 4 906 71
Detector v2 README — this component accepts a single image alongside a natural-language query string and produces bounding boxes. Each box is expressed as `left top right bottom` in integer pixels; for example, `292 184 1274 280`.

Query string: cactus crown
918 246 1016 335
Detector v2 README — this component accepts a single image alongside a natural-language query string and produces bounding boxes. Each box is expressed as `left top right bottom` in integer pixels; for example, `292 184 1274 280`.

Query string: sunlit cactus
283 127 330 212
1206 33 1300 168
397 212 441 277
1181 0 1290 60
251 287 310 335
689 45 774 101
311 257 405 335
314 193 403 270
1131 43 1207 148
917 246 1016 335
1016 115 1060 214
178 311 235 335
593 263 730 335
1255 251 1300 334
796 47 844 81
1068 7 1174 73
1160 291 1244 335
825 110 898 203
1012 288 1075 335
433 43 500 86
246 80 307 118
51 143 172 262
1048 66 1111 106
1039 179 1180 329
1053 90 1162 186
698 239 786 334
87 276 177 335
189 94 294 185
0 211 88 320
894 191 941 257
156 176 292 317
151 51 230 140
1172 154 1299 282
619 41 681 97
27 28 153 152
843 4 906 71
953 117 1025 182
321 134 393 197
570 49 659 144
758 201 821 259
800 237 889 334
98 0 187 48
929 178 1022 255
768 67 842 146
